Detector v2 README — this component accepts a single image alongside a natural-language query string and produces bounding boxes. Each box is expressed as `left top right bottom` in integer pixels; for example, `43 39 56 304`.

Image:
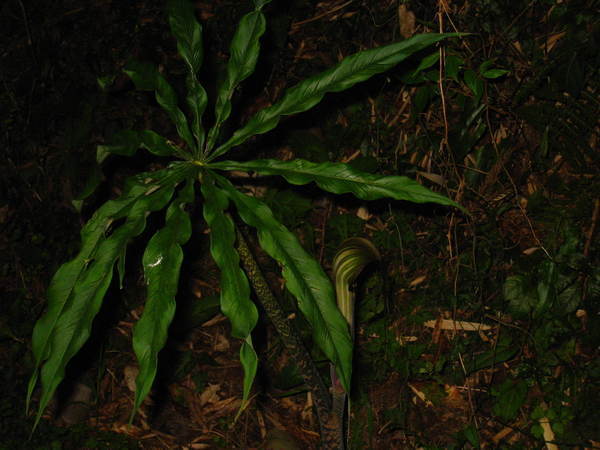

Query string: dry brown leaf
423 319 492 331
356 205 372 221
398 4 416 38
123 365 139 393
213 332 230 352
416 171 446 186
543 31 566 52
409 275 427 287
199 383 221 406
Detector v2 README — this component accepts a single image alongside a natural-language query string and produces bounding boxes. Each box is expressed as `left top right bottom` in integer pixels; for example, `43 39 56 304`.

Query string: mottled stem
235 226 340 448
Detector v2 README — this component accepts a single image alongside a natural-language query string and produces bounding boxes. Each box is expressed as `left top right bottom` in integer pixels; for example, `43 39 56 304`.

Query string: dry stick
234 227 340 449
583 198 599 259
581 198 600 303
291 0 355 29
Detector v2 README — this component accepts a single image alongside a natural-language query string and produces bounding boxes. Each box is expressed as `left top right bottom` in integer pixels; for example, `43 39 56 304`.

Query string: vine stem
234 226 341 449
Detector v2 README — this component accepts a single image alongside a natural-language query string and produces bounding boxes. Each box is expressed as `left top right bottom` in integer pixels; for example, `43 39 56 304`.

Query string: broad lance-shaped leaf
167 0 203 74
88 136 191 212
28 180 145 413
27 163 194 428
185 74 208 155
210 33 461 159
213 172 353 391
239 336 258 413
124 60 196 154
167 0 208 153
201 172 258 404
97 130 189 165
209 159 466 212
131 180 195 419
206 2 270 152
29 181 176 430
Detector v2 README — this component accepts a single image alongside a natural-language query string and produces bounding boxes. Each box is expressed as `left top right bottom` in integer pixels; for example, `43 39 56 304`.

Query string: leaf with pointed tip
201 171 258 403
96 130 141 163
209 159 466 212
27 164 194 429
253 0 272 9
213 173 353 392
97 130 189 166
124 60 196 153
131 180 194 418
211 33 462 159
28 178 181 431
206 6 268 152
167 0 208 153
185 74 208 154
239 336 258 409
27 190 138 414
167 0 203 74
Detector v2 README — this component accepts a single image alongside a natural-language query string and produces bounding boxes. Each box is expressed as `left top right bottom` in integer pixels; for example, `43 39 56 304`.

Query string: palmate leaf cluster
27 0 463 430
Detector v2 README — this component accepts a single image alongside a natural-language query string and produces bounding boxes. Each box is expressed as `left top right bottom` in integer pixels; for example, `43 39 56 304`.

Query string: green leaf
97 130 142 163
97 74 116 91
141 130 190 159
461 424 480 447
27 170 184 430
206 7 268 152
185 74 208 154
213 173 353 392
535 260 557 318
97 130 190 164
478 60 494 74
414 84 433 113
123 60 196 154
167 0 208 154
131 180 195 419
211 33 462 159
503 275 538 318
167 0 203 74
27 164 194 428
408 52 440 78
262 188 313 227
463 69 483 103
209 159 465 212
72 163 104 212
239 337 258 411
481 68 509 79
464 337 517 374
201 172 258 403
445 54 464 81
253 0 273 8
492 378 528 421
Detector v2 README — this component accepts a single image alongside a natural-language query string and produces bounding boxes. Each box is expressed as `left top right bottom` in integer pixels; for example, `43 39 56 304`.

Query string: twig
583 198 599 259
291 1 355 29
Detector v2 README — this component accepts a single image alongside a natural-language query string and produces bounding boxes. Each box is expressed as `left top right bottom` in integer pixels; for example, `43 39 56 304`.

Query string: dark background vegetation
1 0 598 448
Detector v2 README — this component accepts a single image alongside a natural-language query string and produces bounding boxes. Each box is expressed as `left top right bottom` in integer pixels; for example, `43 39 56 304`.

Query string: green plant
27 0 464 443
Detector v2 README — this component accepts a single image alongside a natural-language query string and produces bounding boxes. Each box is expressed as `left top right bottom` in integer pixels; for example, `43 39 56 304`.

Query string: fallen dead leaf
409 275 427 287
124 365 139 392
398 4 416 38
424 319 492 331
199 384 221 406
